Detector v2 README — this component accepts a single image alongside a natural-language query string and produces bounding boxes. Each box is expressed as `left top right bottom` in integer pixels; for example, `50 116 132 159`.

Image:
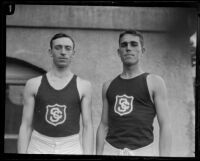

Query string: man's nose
61 47 67 55
126 43 132 50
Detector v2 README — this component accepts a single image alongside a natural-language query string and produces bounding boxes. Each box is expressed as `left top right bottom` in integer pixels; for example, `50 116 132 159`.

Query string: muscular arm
96 81 110 155
149 75 172 156
80 81 94 155
17 79 36 153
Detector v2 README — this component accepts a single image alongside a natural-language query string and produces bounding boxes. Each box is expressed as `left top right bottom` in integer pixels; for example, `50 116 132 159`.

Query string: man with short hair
96 30 172 156
18 33 94 154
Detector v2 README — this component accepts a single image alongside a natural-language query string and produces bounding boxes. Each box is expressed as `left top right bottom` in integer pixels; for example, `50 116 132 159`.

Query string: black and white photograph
3 0 199 159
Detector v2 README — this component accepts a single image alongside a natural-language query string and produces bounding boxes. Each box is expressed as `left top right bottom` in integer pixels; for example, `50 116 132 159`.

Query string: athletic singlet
33 74 81 137
106 73 156 150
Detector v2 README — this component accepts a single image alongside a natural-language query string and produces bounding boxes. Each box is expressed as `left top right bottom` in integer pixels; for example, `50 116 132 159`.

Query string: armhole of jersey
34 75 43 99
146 73 154 105
105 79 113 99
76 76 82 101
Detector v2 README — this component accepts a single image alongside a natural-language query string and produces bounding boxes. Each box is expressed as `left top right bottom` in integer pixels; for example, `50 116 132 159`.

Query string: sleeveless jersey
33 74 81 137
106 73 156 150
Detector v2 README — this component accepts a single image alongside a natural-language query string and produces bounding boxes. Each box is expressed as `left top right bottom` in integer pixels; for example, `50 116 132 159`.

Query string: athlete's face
118 34 144 66
49 37 75 68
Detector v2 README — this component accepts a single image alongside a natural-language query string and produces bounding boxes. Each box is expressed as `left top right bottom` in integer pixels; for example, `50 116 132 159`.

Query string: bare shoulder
147 74 167 91
25 75 43 94
147 73 165 83
77 76 92 89
147 73 164 82
102 79 113 95
76 76 92 99
103 79 112 89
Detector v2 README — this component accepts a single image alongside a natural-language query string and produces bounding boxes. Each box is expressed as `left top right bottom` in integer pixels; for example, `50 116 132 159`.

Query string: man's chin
57 63 70 68
123 61 137 66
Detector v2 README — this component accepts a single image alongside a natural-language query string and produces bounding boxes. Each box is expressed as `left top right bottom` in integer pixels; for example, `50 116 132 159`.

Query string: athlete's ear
48 49 53 57
71 49 75 57
72 50 75 56
117 48 121 57
142 47 145 53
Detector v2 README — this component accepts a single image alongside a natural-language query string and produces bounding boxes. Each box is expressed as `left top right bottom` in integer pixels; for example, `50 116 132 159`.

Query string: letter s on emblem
45 104 67 126
114 95 134 116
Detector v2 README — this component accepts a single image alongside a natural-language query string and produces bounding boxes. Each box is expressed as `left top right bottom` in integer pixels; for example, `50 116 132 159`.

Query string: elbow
19 121 33 134
159 123 172 138
103 124 108 132
161 120 171 130
98 121 108 133
83 120 93 131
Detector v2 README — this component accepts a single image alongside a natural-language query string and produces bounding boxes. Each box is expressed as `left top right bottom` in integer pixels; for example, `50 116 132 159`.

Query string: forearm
17 125 32 153
159 125 172 156
82 123 94 155
96 123 108 155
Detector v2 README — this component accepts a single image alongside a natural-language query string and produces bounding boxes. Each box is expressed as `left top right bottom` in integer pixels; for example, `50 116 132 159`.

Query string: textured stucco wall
6 5 195 156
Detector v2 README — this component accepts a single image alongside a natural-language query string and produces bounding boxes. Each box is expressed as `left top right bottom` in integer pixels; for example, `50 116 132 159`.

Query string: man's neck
49 66 72 79
121 64 144 79
46 68 74 90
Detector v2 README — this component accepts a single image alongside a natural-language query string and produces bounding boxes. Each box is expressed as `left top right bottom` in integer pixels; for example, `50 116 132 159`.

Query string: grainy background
5 5 196 156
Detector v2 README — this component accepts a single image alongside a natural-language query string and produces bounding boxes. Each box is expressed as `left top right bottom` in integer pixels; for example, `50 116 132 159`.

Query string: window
4 84 24 153
5 57 46 153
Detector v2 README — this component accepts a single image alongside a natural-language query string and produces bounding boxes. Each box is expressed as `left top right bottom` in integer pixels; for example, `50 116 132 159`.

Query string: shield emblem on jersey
45 104 67 126
114 94 134 116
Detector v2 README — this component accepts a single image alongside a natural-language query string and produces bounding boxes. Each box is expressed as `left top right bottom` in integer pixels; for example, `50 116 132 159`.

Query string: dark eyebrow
54 44 73 48
120 41 139 47
64 45 72 48
120 41 138 44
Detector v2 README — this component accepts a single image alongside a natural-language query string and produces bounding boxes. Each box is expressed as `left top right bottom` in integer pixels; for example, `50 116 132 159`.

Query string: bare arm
148 75 172 156
96 81 110 155
17 79 36 153
80 80 94 155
